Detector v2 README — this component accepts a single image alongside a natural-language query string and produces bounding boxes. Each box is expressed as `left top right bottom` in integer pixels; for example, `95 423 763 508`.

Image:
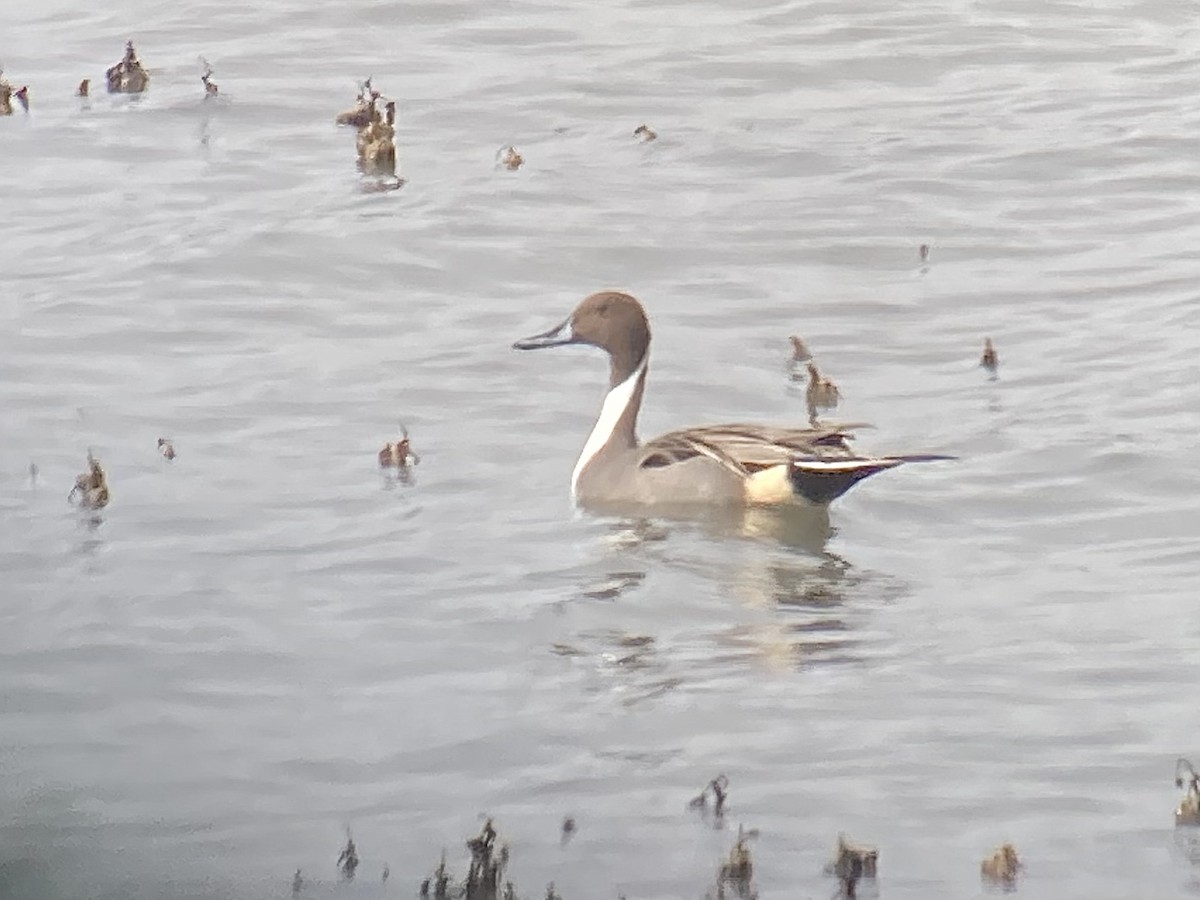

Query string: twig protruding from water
826 833 877 898
337 832 360 881
711 825 758 900
980 843 1021 887
689 773 730 818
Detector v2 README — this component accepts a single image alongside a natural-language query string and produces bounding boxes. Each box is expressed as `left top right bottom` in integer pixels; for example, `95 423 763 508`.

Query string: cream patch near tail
744 464 794 505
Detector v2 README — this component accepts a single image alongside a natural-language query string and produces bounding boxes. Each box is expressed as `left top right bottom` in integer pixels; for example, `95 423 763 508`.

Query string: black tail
788 454 955 505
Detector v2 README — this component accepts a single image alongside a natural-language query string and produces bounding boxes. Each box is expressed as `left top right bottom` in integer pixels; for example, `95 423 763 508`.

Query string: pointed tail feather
788 454 955 505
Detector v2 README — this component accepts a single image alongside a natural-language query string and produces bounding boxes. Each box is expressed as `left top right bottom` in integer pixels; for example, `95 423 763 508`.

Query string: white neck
571 358 646 500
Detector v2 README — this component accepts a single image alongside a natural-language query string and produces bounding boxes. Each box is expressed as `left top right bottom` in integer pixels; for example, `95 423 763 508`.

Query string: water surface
3 0 1200 897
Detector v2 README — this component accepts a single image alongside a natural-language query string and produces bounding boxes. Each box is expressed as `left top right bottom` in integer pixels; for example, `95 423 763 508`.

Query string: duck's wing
638 422 952 505
637 421 871 476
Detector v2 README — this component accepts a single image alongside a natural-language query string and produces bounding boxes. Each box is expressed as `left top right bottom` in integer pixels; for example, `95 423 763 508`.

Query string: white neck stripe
571 358 646 499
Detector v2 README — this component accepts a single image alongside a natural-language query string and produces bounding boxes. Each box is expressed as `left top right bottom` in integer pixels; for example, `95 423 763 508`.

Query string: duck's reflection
589 500 834 556
719 554 865 673
556 503 891 679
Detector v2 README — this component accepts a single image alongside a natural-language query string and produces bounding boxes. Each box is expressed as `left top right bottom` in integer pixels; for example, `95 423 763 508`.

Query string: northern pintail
514 291 952 508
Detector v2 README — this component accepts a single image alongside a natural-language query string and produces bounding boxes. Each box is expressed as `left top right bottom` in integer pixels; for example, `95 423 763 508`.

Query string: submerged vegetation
980 842 1021 888
826 833 878 899
337 832 360 882
105 40 149 93
1177 757 1200 827
68 451 110 510
419 819 515 900
710 825 758 900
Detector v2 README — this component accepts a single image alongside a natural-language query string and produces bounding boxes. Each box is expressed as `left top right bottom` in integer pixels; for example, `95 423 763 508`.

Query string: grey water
3 0 1200 897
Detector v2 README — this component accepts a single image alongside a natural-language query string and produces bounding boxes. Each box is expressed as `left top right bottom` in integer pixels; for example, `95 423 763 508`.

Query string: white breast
571 359 646 500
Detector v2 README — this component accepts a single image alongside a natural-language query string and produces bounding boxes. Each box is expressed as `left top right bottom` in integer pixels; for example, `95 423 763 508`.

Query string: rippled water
4 0 1200 897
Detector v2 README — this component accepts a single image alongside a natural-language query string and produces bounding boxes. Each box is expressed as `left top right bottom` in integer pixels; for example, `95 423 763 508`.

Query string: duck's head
514 291 650 383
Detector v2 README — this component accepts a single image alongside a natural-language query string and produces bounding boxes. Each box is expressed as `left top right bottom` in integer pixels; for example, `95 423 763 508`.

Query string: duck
498 145 524 171
980 843 1020 886
513 292 953 508
980 337 998 374
633 124 657 142
356 100 397 176
68 451 110 509
106 40 150 94
805 361 841 422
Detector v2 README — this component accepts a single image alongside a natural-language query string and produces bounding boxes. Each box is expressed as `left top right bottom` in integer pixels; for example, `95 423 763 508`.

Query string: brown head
513 291 651 387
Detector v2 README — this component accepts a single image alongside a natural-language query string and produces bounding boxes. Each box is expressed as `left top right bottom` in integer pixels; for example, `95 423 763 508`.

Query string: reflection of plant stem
689 773 730 818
